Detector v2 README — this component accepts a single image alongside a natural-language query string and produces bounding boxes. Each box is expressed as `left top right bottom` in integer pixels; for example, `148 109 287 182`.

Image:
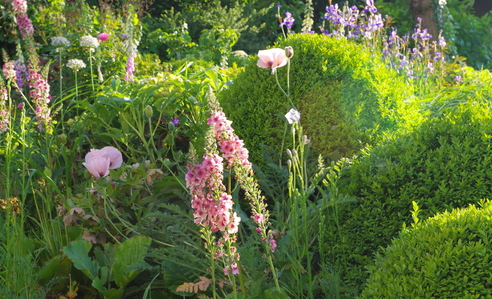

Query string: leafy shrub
219 33 419 165
360 201 492 298
332 100 492 290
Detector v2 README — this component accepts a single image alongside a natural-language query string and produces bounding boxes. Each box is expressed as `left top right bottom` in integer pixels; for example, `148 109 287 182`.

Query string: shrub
360 201 492 298
332 99 492 290
219 33 419 165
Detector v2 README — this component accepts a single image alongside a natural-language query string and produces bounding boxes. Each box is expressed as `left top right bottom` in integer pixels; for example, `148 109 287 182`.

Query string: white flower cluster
80 36 100 49
66 59 86 71
51 36 70 48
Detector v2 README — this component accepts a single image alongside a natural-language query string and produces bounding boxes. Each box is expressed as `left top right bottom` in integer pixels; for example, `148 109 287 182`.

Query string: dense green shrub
219 33 419 165
360 201 492 298
331 99 492 290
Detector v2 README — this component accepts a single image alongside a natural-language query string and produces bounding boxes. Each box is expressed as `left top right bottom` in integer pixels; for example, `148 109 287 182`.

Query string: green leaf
62 239 99 280
224 293 245 299
112 236 152 288
263 287 290 299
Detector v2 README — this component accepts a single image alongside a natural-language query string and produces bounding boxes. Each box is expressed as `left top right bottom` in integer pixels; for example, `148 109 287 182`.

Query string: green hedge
218 33 419 165
331 101 492 290
360 201 492 298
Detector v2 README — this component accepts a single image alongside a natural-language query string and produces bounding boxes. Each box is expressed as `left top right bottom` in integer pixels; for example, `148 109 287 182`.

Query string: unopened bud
145 105 153 118
285 46 294 59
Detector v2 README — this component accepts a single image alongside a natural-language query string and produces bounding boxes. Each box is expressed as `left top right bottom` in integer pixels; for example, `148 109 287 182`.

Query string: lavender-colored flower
363 0 378 14
14 59 26 88
325 4 342 25
427 61 434 73
438 36 446 48
281 12 295 31
171 117 180 126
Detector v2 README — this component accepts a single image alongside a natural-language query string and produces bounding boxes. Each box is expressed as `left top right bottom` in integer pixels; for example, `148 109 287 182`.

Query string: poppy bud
145 105 153 118
285 46 294 58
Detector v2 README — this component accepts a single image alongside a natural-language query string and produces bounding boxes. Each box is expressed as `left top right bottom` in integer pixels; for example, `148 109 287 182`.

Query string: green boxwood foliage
360 201 492 298
218 33 419 165
331 101 492 290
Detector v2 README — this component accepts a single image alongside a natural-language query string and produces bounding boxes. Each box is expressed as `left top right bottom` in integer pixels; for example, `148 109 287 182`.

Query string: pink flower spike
98 33 109 41
83 155 110 178
257 48 288 74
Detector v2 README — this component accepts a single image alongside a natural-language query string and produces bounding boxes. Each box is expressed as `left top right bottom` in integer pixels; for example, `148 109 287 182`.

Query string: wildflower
97 32 109 41
66 59 86 71
0 88 8 133
80 36 100 49
124 54 135 81
15 14 34 39
13 0 27 14
14 59 26 88
257 48 288 75
269 239 277 252
363 0 378 14
171 117 180 126
285 108 300 124
455 75 462 83
51 36 70 48
2 62 16 81
29 77 51 131
120 34 129 40
231 263 239 275
83 146 123 178
281 12 295 31
285 46 294 59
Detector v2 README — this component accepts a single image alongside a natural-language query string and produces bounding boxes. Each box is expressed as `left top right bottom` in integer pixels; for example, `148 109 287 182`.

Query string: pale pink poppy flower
83 146 123 178
257 48 288 74
83 155 111 178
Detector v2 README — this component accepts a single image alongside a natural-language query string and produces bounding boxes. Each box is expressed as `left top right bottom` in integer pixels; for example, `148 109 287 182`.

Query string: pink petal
83 156 110 178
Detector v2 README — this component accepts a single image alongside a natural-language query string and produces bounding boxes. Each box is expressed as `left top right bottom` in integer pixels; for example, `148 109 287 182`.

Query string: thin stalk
89 51 95 91
59 49 64 130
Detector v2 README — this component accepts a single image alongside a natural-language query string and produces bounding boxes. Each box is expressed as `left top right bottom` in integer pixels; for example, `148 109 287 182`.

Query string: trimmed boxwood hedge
329 101 492 290
360 201 492 298
218 33 420 165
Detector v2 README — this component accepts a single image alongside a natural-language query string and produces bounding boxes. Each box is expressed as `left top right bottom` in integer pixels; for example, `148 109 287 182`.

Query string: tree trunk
408 0 437 41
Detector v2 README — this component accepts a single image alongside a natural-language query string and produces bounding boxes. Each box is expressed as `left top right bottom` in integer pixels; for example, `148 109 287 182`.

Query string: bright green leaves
62 236 152 298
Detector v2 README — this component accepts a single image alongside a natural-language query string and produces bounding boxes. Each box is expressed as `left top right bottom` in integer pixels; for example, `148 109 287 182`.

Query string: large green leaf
62 240 99 280
112 235 152 288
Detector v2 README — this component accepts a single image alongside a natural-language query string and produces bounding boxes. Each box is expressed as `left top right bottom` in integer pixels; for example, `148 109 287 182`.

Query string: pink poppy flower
98 33 109 41
257 48 288 74
83 155 111 178
83 146 123 178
